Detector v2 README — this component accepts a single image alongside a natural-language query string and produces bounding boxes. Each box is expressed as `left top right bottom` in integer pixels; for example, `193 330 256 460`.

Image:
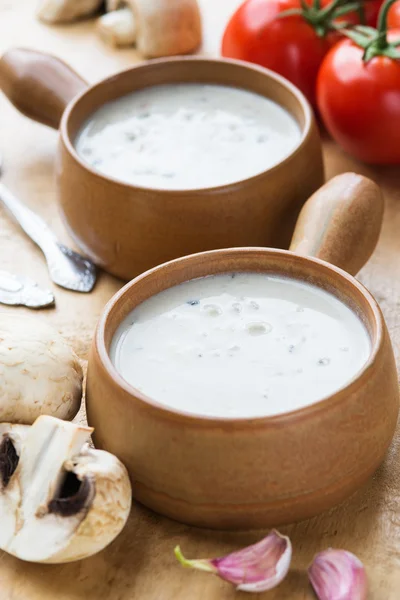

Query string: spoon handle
0 182 58 250
289 173 384 276
0 182 97 293
0 270 55 309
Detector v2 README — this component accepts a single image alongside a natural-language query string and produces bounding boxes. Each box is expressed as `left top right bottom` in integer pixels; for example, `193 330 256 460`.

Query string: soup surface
110 273 371 418
75 83 301 190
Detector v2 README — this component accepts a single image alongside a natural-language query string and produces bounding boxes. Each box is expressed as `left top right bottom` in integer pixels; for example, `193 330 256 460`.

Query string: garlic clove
0 416 132 563
308 549 368 600
175 530 292 593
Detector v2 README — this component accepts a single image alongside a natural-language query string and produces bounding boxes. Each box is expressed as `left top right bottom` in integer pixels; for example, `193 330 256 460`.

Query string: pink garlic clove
308 548 367 600
174 529 292 593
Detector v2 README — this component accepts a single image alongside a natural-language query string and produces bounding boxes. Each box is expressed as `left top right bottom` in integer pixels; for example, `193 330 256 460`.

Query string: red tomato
388 0 400 26
221 0 382 107
317 32 400 163
221 0 336 107
336 0 383 26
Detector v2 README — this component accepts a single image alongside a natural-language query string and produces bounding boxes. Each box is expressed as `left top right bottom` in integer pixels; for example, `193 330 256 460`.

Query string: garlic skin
0 416 132 563
0 314 83 424
175 530 292 593
308 549 367 600
37 0 103 23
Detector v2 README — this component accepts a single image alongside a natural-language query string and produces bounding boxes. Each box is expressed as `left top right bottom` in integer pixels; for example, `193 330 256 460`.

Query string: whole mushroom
37 0 104 23
0 416 132 563
0 314 83 424
97 0 202 57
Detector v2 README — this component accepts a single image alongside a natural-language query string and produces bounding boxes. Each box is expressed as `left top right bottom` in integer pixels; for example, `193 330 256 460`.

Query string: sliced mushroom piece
97 0 202 57
37 0 104 23
0 314 83 424
0 423 29 550
0 416 132 563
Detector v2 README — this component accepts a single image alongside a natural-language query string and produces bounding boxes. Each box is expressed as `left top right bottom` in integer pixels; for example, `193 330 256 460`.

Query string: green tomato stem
376 0 398 48
340 0 400 61
278 0 366 36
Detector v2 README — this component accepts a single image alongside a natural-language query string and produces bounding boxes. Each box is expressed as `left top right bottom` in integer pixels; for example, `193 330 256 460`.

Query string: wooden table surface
1 1 400 598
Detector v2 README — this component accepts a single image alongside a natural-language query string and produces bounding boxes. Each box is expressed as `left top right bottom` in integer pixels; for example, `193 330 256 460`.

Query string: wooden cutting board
0 1 400 597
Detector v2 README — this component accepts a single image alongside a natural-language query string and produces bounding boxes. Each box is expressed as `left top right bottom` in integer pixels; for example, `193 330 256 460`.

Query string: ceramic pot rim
94 247 384 428
60 56 313 196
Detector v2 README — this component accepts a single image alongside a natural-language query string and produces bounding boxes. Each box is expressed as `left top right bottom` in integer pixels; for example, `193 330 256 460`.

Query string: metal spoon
0 156 97 292
0 270 55 309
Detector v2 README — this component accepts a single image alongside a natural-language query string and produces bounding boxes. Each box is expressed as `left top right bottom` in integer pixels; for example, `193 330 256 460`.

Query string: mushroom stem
97 7 137 47
17 417 93 523
98 0 202 57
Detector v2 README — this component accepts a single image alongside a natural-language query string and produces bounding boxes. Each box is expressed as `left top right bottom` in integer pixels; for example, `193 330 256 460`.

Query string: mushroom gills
49 472 94 517
0 423 30 551
0 436 19 487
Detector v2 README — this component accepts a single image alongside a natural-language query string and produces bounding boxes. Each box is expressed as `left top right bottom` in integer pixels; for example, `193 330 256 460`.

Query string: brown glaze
290 173 384 275
86 173 398 529
0 49 87 129
0 48 324 280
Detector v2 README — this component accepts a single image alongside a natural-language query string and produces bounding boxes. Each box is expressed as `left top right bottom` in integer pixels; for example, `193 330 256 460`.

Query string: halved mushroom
37 0 104 23
97 0 202 57
0 314 83 424
0 423 28 548
0 416 132 563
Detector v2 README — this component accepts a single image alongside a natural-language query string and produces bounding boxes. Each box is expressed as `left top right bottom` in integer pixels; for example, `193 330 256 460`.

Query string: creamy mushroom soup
110 273 371 418
75 83 301 189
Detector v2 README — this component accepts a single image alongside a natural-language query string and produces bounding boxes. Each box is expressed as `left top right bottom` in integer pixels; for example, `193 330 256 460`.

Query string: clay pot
0 48 323 280
86 173 399 529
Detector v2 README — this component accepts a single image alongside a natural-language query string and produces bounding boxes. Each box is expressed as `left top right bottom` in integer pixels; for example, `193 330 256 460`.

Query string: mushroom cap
0 416 132 563
37 0 104 23
46 446 132 563
0 314 83 424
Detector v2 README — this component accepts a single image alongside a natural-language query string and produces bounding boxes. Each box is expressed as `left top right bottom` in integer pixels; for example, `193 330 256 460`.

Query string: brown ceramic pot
0 48 324 280
86 173 399 529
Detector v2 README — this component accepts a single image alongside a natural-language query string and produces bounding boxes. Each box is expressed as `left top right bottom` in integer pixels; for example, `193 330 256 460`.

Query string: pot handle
0 48 88 129
289 172 384 276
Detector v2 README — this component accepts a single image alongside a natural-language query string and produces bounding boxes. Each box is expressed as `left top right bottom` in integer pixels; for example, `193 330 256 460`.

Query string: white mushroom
37 0 103 23
97 6 137 47
97 0 202 57
0 314 83 424
0 423 28 547
0 416 132 563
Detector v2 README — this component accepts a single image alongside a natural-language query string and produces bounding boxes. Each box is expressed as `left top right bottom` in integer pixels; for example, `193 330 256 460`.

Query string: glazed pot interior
63 57 310 175
99 248 381 420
